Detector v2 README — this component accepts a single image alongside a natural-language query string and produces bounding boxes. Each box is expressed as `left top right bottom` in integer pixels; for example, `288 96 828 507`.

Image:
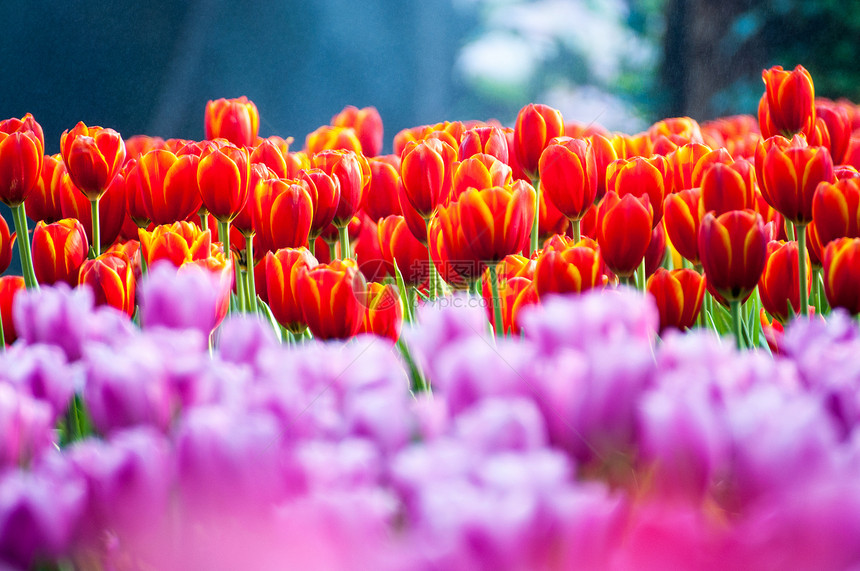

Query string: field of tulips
2 64 860 569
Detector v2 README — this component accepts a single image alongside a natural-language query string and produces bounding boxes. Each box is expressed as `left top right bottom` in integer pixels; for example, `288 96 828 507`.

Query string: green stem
308 235 316 257
0 309 5 350
245 234 258 313
730 299 743 350
619 275 633 287
785 219 795 242
328 241 336 262
636 258 646 293
571 218 581 243
216 220 231 258
90 197 101 258
235 264 246 313
795 222 808 317
488 262 504 336
338 224 351 260
811 266 821 315
529 178 540 256
199 210 209 233
11 204 38 288
425 218 438 300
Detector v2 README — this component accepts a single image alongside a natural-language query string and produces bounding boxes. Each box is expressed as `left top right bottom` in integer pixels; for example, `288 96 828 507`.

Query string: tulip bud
331 105 384 158
78 252 136 317
758 65 816 139
363 155 402 221
538 137 598 223
138 221 212 268
31 219 89 286
313 149 368 227
0 275 25 344
0 115 44 208
596 191 653 278
256 178 314 251
458 181 535 263
60 122 126 201
297 259 364 340
663 187 702 265
459 126 509 164
646 268 704 332
758 240 808 322
811 177 860 253
204 96 259 147
606 155 668 226
430 201 485 287
0 215 12 275
400 138 457 219
197 144 251 224
305 125 363 155
513 103 564 179
299 168 341 240
265 248 318 334
136 149 202 225
823 237 860 314
250 138 289 179
699 160 756 216
451 154 512 200
698 209 767 302
533 238 607 298
359 282 403 342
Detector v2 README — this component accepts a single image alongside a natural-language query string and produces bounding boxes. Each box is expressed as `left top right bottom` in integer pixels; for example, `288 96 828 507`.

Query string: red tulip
429 201 485 288
256 178 314 251
758 65 816 139
377 215 429 286
353 214 388 282
297 259 364 340
756 134 835 225
400 138 457 219
31 219 89 286
606 155 668 226
25 154 65 223
313 149 368 228
457 181 535 263
699 160 756 216
813 99 851 164
595 191 653 278
589 134 618 200
538 137 598 222
136 149 202 225
204 96 259 147
698 209 767 302
644 220 667 278
250 138 289 179
359 282 403 342
59 165 126 248
233 163 277 238
364 155 403 221
265 247 318 334
299 168 341 241
78 252 136 318
646 268 705 332
0 275 25 345
0 114 44 207
331 106 384 158
513 103 564 179
459 126 509 164
758 240 808 322
123 135 164 162
823 237 860 314
0 214 14 274
60 122 126 201
811 177 860 252
197 143 251 223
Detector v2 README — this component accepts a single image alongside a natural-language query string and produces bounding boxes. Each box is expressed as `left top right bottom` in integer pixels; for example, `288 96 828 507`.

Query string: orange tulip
78 252 136 318
359 282 403 342
429 201 485 288
533 237 607 298
823 237 860 314
513 103 564 179
451 154 512 201
313 149 368 228
331 105 384 158
31 219 89 286
646 268 705 332
606 155 668 226
250 138 289 179
60 122 126 201
699 160 756 216
256 178 314 251
297 259 364 340
665 143 712 194
265 247 318 334
306 125 363 156
138 221 212 268
698 209 767 302
0 275 25 345
204 96 259 147
457 181 535 263
135 149 202 225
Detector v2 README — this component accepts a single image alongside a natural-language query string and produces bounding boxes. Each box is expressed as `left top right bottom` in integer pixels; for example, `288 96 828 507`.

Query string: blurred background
2 0 859 272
